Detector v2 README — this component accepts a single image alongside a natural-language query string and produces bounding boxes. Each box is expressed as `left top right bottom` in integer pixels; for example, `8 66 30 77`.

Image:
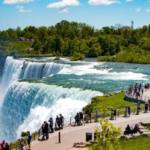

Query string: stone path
31 112 150 150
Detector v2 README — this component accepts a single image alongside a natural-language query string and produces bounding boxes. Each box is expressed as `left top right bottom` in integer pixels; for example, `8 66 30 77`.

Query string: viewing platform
125 83 150 103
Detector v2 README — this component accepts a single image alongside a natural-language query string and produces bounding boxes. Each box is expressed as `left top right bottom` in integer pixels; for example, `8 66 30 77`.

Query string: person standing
55 116 60 130
59 114 64 129
49 117 54 133
27 131 32 149
41 122 45 140
113 109 117 120
44 121 49 140
128 106 131 117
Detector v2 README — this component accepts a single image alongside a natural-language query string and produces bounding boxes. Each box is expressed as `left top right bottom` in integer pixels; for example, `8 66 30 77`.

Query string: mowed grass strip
120 135 150 150
83 92 138 113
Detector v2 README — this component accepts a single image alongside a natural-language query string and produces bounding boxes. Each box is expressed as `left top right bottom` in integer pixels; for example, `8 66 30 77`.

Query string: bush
71 52 85 61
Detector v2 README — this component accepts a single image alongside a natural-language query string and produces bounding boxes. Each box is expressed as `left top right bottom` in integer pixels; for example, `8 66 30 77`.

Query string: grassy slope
83 92 137 113
120 136 150 150
98 51 150 64
90 136 150 150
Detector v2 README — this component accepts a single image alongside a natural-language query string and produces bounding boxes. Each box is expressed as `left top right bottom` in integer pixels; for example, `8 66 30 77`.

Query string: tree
32 38 41 52
98 35 120 56
87 38 102 57
91 119 121 150
139 37 150 51
71 52 85 61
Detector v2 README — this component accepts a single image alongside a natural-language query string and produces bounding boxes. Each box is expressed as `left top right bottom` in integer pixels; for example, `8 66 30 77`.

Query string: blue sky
0 0 150 30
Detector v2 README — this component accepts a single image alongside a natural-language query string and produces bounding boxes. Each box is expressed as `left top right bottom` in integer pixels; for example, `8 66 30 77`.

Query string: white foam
59 63 110 75
58 63 148 80
17 98 87 137
16 82 102 138
101 71 148 81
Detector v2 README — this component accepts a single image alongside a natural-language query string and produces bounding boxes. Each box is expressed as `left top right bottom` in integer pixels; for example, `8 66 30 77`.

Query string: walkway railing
8 102 150 150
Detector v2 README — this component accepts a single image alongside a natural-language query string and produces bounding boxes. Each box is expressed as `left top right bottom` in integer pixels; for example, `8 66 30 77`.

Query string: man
44 121 49 140
59 114 64 129
55 116 60 130
128 106 131 117
41 121 49 140
49 117 54 133
27 131 32 148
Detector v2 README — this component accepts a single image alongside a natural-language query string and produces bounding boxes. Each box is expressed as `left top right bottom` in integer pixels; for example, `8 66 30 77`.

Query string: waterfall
21 61 64 80
0 81 102 141
0 57 24 88
0 56 65 90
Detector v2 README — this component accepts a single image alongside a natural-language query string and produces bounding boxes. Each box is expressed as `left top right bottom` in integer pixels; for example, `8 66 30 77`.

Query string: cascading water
0 56 150 141
21 61 64 79
0 57 23 88
0 82 102 141
0 56 102 141
0 56 65 84
0 56 65 105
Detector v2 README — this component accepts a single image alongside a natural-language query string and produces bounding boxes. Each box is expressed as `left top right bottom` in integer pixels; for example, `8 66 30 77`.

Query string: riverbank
1 47 150 64
83 91 139 115
97 50 150 64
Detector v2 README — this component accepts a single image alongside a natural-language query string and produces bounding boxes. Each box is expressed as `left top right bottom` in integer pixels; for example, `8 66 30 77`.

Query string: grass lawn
83 92 140 114
90 135 150 150
120 135 150 150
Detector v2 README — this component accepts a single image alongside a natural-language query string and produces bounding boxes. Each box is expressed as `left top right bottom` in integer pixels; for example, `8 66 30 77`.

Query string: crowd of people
39 114 64 141
124 124 143 135
74 112 84 126
126 83 150 100
110 109 117 120
0 141 9 150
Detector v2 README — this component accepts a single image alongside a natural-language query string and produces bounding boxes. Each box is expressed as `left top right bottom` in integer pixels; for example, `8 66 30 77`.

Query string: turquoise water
0 56 150 141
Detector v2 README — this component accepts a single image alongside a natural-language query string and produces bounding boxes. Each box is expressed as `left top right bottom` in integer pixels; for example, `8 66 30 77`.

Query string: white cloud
16 5 32 13
88 0 119 5
47 0 80 9
4 0 33 5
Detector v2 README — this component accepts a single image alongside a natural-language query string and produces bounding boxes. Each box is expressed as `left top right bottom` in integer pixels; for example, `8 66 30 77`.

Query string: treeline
0 20 150 63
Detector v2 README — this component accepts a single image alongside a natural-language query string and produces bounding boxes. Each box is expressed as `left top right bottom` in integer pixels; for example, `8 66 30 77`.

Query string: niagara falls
0 56 150 142
1 1 150 149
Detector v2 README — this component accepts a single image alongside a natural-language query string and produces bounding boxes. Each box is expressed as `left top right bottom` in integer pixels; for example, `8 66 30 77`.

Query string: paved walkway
31 112 150 150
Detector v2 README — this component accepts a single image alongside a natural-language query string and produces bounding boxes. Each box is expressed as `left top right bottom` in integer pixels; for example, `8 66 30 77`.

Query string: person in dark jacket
49 117 54 133
27 131 32 148
59 114 64 129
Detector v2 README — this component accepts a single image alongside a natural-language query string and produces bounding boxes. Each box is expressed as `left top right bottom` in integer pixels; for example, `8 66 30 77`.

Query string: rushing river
0 56 150 141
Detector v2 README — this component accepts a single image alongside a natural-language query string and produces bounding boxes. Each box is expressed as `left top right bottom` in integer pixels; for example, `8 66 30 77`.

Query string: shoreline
2 54 150 65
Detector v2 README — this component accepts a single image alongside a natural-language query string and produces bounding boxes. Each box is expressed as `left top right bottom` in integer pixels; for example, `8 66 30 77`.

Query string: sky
0 0 150 30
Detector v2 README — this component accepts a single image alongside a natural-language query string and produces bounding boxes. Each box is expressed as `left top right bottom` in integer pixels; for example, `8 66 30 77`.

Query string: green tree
139 37 150 51
91 119 121 150
32 38 41 52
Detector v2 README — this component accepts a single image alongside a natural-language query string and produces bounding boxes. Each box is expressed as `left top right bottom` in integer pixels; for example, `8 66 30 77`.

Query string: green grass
83 92 139 114
120 135 150 150
97 51 150 64
90 135 150 150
